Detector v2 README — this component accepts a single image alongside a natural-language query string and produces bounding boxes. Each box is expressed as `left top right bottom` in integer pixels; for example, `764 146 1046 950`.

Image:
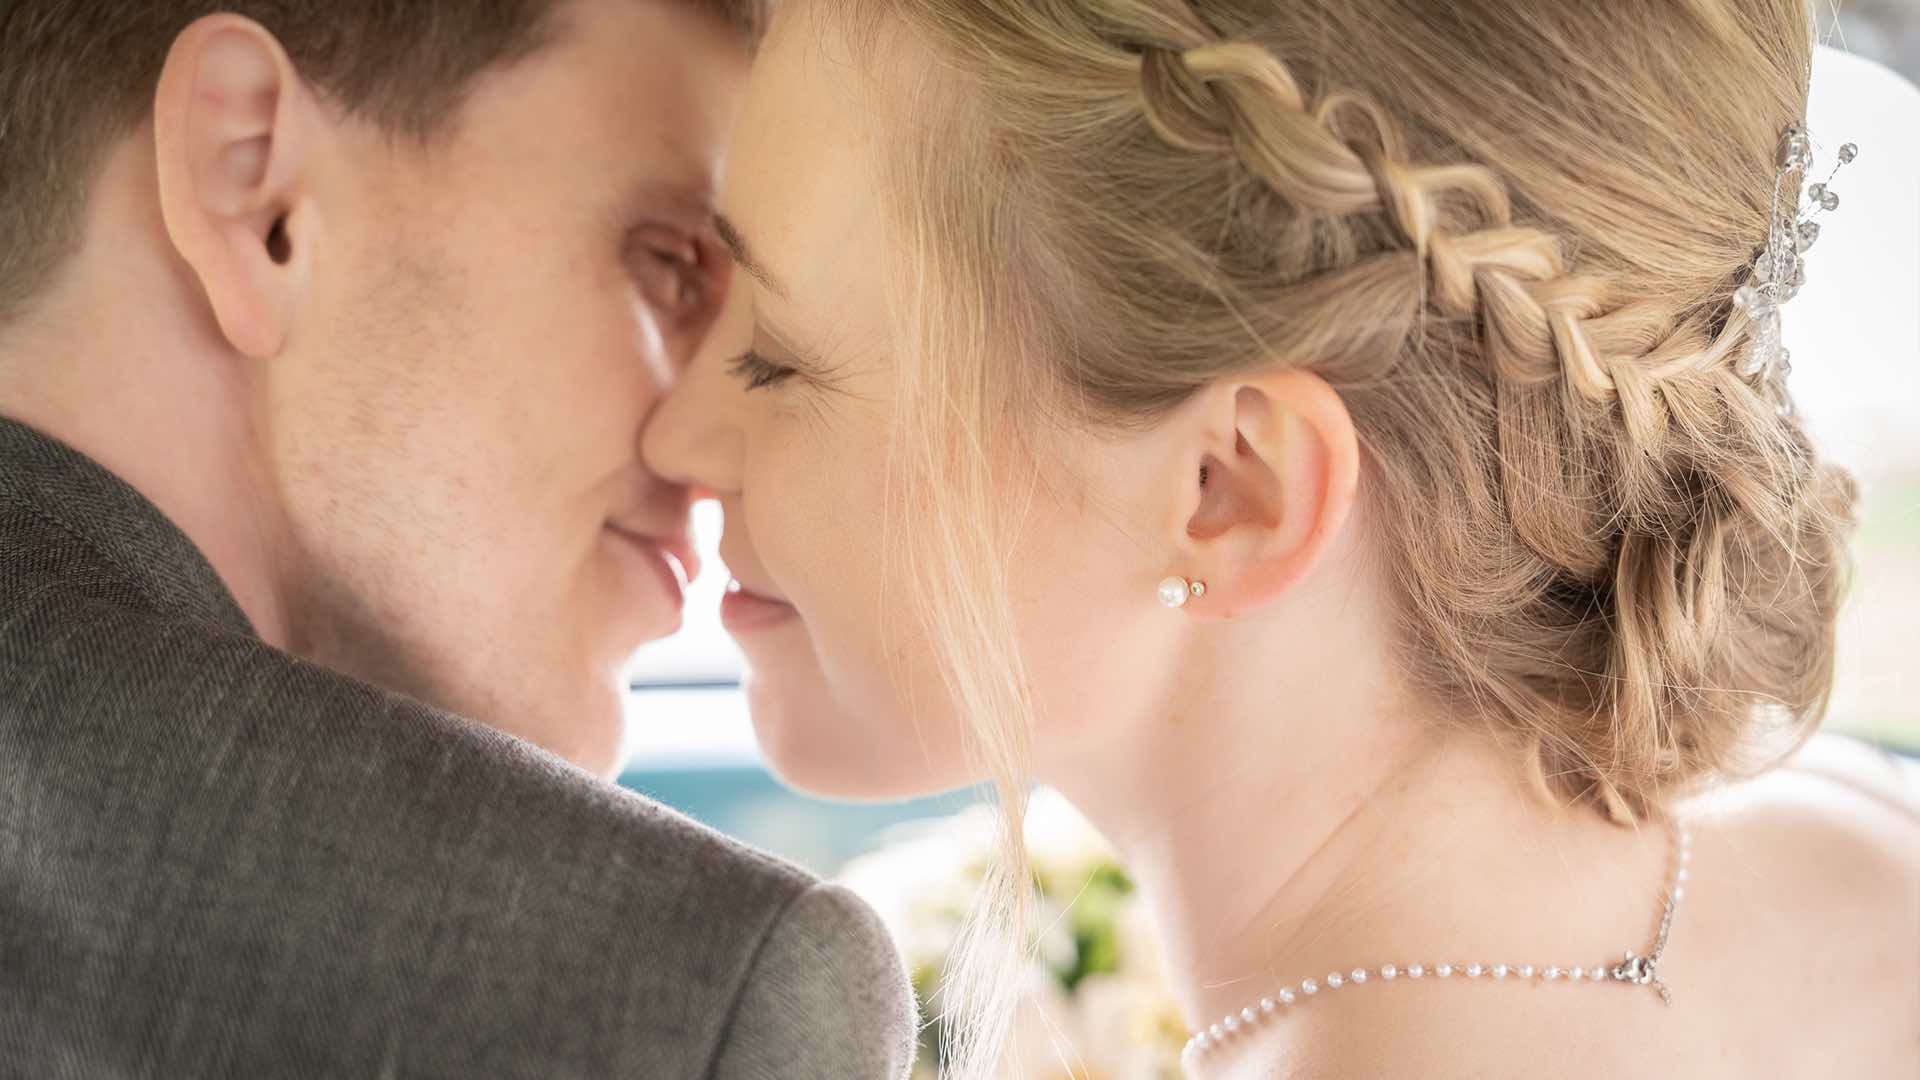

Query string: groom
0 1 913 1076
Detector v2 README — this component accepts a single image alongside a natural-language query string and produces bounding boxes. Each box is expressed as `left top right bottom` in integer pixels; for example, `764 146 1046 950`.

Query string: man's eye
629 227 712 318
728 349 797 391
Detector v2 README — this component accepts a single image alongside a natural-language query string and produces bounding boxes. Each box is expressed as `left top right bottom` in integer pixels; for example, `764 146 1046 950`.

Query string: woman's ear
153 15 321 360
1166 368 1359 620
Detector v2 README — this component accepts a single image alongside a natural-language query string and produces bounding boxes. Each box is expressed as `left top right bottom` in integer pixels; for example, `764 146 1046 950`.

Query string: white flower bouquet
838 790 1188 1079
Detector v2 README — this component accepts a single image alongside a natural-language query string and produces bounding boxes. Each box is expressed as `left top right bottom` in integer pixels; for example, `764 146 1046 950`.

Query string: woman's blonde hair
813 0 1855 1072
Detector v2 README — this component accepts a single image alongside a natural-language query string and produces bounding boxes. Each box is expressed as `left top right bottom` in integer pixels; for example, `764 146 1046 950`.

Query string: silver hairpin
1733 124 1856 396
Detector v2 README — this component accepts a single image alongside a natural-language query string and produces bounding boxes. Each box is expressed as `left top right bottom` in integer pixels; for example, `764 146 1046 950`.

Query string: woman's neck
1044 601 1665 1054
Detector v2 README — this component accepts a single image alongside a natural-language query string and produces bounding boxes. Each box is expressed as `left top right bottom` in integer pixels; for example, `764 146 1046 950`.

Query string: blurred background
1796 4 1920 759
617 13 1920 1077
1847 0 1920 75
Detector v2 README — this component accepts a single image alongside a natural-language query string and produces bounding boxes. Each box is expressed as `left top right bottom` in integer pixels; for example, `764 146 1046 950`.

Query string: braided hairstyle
819 0 1854 1071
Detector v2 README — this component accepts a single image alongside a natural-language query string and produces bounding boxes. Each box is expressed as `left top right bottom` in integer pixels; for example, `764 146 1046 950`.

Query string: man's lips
607 524 700 587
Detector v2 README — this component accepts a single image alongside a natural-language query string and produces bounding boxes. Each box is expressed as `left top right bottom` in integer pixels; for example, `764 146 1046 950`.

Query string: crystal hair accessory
1732 123 1856 388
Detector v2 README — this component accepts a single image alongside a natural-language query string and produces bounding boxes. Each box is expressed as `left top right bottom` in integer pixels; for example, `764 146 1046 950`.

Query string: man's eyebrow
713 214 787 300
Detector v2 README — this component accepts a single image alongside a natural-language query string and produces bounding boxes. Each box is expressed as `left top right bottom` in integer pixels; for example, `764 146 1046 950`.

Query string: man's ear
153 15 320 360
1163 368 1360 620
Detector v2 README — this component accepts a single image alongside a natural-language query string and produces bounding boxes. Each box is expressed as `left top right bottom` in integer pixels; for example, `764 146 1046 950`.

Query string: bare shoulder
1681 732 1919 987
1775 731 1920 816
1692 732 1920 916
1254 735 1920 1080
1669 732 1920 1075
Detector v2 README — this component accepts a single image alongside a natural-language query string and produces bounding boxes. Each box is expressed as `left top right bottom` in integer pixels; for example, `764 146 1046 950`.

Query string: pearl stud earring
1158 576 1206 609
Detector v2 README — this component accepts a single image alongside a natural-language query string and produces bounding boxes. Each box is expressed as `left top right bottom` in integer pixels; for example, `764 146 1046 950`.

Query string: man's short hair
0 0 765 325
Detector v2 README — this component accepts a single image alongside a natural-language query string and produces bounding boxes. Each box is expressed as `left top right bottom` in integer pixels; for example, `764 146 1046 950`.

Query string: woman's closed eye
728 349 799 391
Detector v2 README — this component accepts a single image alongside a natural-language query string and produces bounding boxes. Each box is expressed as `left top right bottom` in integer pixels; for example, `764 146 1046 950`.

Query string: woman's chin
742 675 970 802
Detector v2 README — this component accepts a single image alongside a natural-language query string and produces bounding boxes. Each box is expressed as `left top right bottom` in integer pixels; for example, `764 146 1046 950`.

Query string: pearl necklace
1181 822 1691 1067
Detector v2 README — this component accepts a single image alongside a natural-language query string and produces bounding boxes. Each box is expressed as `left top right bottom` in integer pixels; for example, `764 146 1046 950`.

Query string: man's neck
0 323 293 647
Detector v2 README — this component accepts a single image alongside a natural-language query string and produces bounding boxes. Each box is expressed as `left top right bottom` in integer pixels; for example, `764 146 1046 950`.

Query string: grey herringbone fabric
0 416 917 1079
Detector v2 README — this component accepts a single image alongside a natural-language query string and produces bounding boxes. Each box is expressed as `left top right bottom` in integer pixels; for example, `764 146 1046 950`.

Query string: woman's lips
720 579 799 633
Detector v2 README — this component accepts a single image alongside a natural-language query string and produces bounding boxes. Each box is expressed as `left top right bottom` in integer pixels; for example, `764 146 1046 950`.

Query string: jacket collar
0 415 256 638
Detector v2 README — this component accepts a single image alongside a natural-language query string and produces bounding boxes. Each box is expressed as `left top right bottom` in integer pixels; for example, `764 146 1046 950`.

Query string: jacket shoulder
0 593 864 1074
710 881 919 1080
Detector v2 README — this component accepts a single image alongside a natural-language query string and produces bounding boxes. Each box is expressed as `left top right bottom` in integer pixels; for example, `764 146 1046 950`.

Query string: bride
643 0 1920 1075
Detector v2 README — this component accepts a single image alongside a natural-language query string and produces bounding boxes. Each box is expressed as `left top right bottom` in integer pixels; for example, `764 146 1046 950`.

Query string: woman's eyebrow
713 213 788 301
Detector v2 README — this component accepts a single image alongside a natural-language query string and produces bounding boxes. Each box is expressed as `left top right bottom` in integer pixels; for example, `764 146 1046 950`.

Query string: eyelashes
728 349 799 391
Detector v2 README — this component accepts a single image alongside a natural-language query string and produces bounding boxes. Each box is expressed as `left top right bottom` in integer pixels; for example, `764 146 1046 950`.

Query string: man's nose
640 278 752 497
